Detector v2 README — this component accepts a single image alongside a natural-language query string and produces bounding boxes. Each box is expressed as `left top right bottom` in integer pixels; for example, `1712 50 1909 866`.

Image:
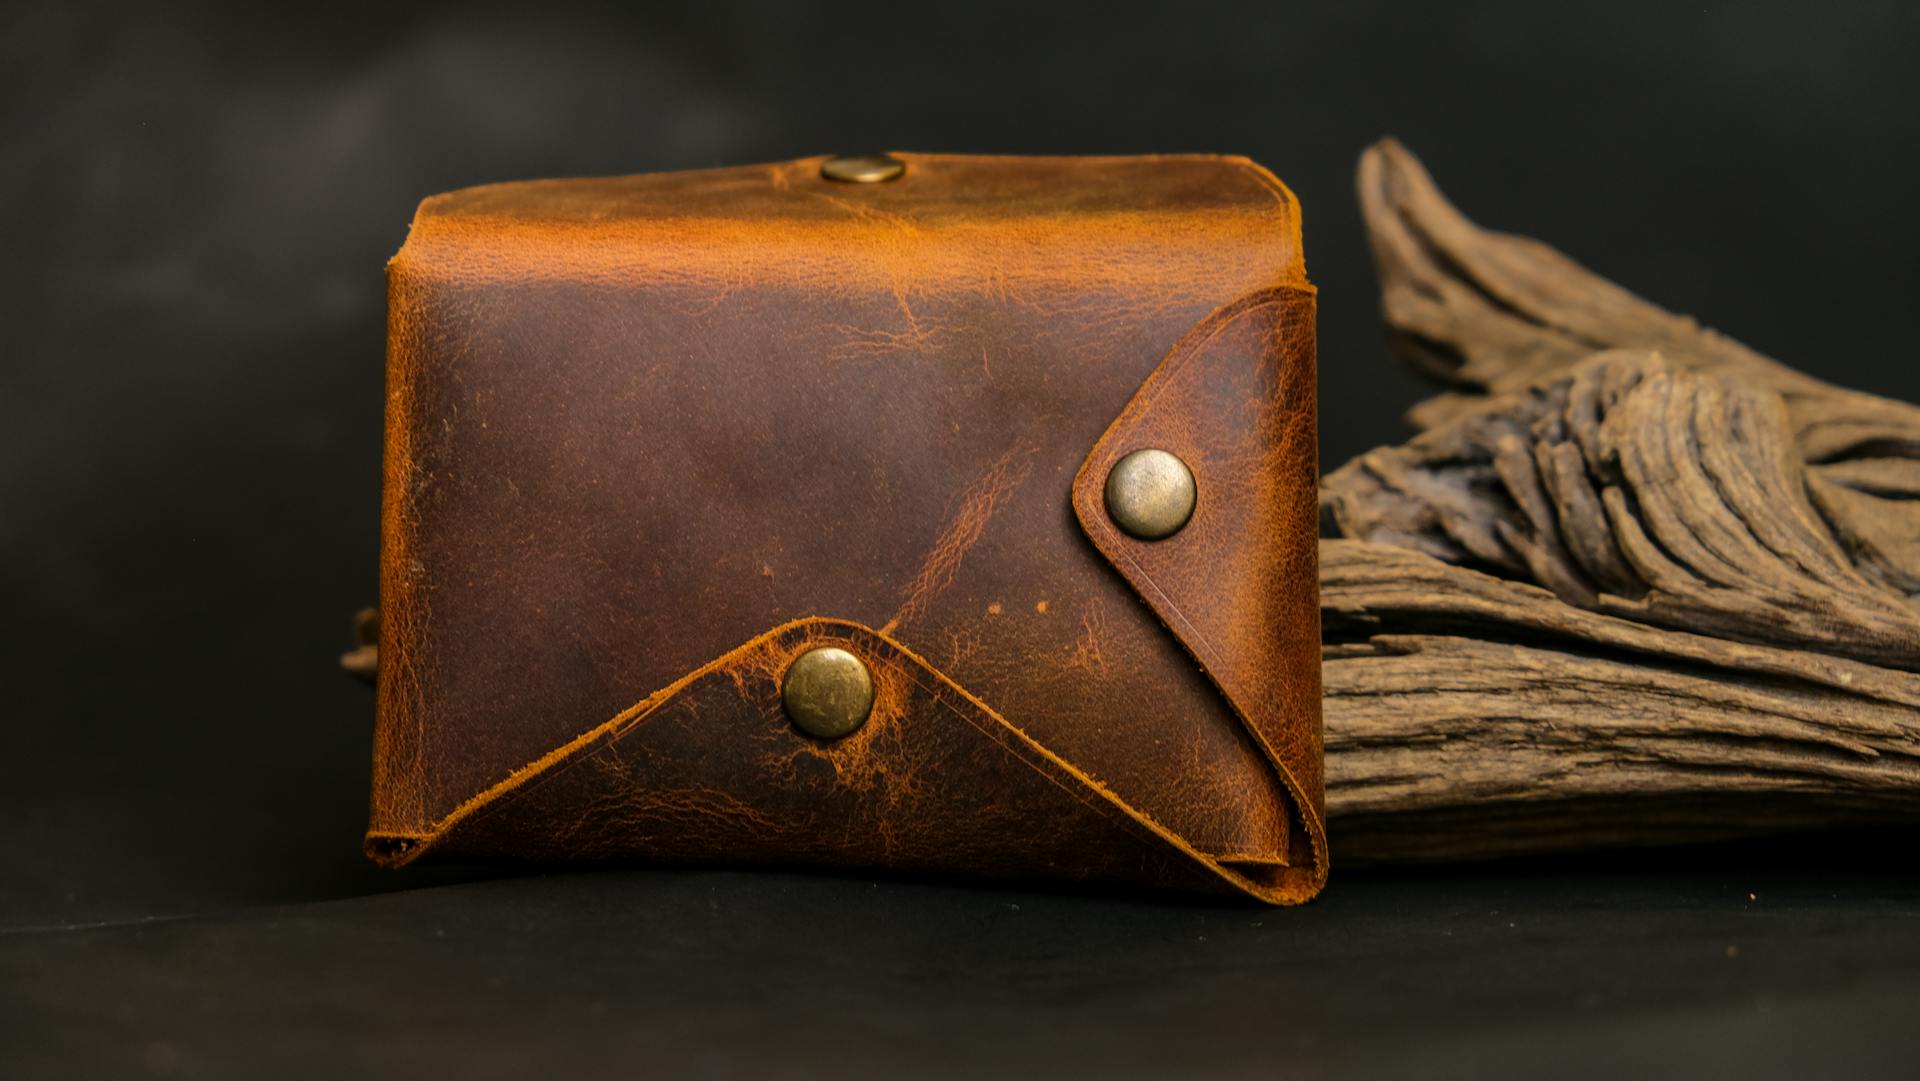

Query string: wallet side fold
1070 285 1326 903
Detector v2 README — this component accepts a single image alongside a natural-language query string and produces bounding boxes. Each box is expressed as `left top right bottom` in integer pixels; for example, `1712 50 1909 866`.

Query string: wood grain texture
1325 140 1920 862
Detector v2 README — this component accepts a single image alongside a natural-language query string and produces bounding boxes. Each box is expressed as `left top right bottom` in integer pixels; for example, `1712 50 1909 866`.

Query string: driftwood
1324 140 1920 862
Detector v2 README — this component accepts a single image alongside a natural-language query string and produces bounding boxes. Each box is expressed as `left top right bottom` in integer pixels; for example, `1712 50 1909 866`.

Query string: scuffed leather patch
371 617 1308 901
1071 286 1326 903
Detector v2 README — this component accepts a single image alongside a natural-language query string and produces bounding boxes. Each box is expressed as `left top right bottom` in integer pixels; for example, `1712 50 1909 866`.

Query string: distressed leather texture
370 152 1325 903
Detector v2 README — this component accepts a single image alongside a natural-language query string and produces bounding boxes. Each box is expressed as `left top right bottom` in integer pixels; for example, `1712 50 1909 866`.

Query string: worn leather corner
1070 286 1327 903
367 616 1311 901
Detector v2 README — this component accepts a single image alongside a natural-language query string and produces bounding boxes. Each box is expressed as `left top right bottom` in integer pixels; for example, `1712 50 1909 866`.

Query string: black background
4 2 1919 1077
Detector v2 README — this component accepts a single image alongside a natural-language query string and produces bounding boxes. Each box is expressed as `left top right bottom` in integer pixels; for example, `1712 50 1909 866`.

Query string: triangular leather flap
1070 286 1326 903
371 617 1306 900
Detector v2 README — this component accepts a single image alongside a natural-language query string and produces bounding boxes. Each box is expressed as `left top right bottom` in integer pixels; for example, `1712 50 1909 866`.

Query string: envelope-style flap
1071 286 1325 902
370 617 1304 900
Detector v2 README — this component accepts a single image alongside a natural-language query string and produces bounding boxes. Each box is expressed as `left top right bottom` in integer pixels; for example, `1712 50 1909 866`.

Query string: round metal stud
781 646 876 739
820 153 906 184
1104 448 1197 541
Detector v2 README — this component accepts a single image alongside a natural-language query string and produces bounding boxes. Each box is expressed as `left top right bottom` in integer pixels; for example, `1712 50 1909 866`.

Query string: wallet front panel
372 153 1323 901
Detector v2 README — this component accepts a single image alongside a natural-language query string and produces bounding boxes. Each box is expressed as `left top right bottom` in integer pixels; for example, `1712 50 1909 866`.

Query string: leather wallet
366 152 1325 904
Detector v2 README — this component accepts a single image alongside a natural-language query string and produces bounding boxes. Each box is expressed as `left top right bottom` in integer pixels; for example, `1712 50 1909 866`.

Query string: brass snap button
781 646 876 739
1104 448 1197 540
820 153 905 184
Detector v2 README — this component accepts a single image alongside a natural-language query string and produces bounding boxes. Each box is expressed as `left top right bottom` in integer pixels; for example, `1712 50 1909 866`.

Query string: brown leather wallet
367 152 1325 904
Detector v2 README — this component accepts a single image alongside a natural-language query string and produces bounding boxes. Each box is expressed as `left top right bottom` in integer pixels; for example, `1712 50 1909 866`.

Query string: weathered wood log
1325 140 1920 862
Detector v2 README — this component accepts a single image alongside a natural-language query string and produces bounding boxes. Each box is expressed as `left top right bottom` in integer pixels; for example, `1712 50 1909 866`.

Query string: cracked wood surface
1324 140 1920 862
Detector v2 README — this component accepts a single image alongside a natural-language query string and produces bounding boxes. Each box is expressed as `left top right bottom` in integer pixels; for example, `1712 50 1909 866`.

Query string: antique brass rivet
781 646 876 739
820 153 906 184
1104 448 1197 540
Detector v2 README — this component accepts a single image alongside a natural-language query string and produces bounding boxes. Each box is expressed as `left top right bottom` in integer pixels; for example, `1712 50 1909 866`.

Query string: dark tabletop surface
6 1 1920 1077
6 849 1919 1079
